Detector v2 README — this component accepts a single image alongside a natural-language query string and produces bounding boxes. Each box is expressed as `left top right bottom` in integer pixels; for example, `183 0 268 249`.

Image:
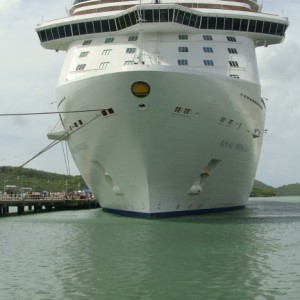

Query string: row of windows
38 7 287 43
76 62 111 70
79 46 238 57
84 34 233 45
240 93 263 110
75 59 242 69
177 60 241 67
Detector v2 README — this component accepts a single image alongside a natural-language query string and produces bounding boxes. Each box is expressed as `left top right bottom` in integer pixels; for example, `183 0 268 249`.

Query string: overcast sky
0 0 299 187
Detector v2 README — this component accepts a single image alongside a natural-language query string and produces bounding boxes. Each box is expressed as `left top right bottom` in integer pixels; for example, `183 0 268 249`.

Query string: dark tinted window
256 20 263 33
93 21 102 33
240 19 248 31
71 23 79 35
52 27 59 39
65 25 72 37
109 19 116 31
263 22 271 34
86 22 94 34
208 17 216 29
78 23 87 35
46 29 53 40
216 17 224 30
201 17 208 29
102 20 109 32
58 26 66 38
225 18 233 30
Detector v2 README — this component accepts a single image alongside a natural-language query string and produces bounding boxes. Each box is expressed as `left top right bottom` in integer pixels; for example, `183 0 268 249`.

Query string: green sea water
1 197 300 300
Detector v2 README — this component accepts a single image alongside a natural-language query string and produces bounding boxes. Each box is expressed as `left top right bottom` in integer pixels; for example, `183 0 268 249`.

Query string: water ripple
1 198 300 299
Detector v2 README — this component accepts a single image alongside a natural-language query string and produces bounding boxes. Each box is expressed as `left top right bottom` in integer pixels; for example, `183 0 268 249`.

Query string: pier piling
0 196 100 217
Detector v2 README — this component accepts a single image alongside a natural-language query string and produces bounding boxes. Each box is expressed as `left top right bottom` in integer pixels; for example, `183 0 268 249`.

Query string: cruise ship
36 0 288 217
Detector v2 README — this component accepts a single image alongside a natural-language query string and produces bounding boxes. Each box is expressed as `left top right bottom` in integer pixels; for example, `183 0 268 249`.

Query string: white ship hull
37 1 288 217
57 67 263 217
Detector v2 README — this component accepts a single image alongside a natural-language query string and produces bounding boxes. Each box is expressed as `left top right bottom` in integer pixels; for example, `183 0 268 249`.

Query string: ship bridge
36 1 288 52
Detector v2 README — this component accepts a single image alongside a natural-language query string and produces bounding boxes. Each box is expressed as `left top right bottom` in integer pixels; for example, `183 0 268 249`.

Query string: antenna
137 0 144 64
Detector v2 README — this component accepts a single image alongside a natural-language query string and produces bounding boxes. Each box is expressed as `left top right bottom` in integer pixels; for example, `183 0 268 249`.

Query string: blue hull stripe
102 206 245 219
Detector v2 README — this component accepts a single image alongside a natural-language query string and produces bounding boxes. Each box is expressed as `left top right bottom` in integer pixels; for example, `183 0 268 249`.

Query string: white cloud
255 1 300 186
0 0 21 15
0 0 74 174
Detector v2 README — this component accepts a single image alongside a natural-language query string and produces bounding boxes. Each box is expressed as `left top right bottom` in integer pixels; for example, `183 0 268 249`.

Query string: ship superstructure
37 0 288 217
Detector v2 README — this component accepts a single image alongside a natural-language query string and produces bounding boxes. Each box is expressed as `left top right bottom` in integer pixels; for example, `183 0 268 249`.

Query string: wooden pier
0 195 100 217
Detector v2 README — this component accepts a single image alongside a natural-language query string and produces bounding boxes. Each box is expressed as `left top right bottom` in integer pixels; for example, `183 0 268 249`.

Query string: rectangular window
201 17 208 29
203 47 213 53
203 60 214 66
256 20 263 33
45 29 53 41
76 64 86 70
248 20 256 32
233 19 241 31
216 17 225 30
203 35 213 41
79 51 89 58
174 106 191 115
144 9 154 23
160 9 169 22
126 48 136 53
178 34 188 40
124 14 132 26
240 19 248 32
176 11 184 24
208 17 216 29
128 36 138 41
263 22 271 34
225 18 233 30
229 61 239 67
51 27 59 40
58 26 66 38
99 62 110 69
71 24 79 36
79 23 87 35
102 20 109 32
109 19 116 31
178 59 188 65
174 106 182 113
102 49 112 55
93 21 102 33
227 36 237 42
82 40 92 45
269 23 277 35
184 108 191 115
65 25 72 37
86 22 94 34
228 48 238 54
178 47 188 52
183 13 192 26
124 61 134 65
105 37 114 43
